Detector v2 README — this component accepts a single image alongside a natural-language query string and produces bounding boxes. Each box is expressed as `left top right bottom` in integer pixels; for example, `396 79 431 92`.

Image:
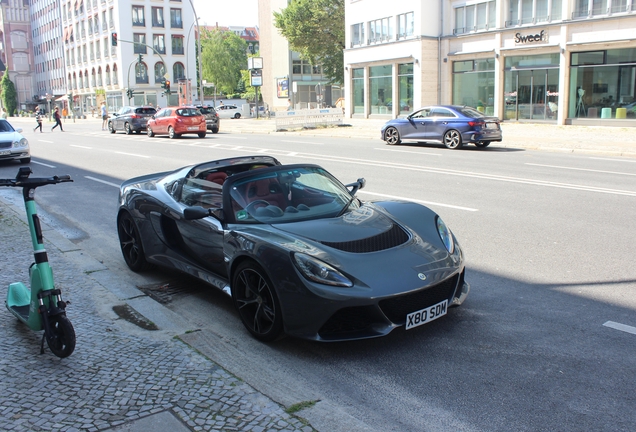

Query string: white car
216 104 242 119
0 119 30 164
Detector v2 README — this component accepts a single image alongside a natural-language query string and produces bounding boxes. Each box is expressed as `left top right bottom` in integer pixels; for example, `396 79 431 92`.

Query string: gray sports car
117 156 469 342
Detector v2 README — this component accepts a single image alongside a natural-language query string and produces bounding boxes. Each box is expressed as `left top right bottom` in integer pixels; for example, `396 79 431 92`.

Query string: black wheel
47 315 75 358
232 261 283 342
109 122 116 133
117 212 151 272
168 126 180 139
198 132 207 138
212 127 219 134
443 130 463 149
234 113 241 119
384 127 401 145
20 157 31 164
475 141 490 148
147 127 155 137
124 123 132 135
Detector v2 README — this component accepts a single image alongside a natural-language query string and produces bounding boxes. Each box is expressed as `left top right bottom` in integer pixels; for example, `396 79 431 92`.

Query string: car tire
168 126 179 139
475 141 491 148
384 127 401 145
234 113 241 119
124 123 132 135
232 261 283 342
117 211 152 272
109 122 116 133
20 157 31 164
212 127 219 134
147 127 155 137
443 130 463 149
198 132 207 138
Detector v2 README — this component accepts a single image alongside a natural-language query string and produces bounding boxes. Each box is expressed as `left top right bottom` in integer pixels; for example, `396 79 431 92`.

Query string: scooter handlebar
0 169 73 188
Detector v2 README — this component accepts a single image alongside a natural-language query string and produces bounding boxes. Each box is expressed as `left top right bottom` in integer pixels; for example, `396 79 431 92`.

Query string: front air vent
321 223 409 253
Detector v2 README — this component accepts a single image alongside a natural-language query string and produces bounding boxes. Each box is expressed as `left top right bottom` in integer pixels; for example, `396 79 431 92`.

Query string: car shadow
399 142 525 153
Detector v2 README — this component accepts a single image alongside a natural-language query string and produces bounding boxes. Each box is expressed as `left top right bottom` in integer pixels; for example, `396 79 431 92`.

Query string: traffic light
126 89 134 99
111 32 118 46
164 80 170 92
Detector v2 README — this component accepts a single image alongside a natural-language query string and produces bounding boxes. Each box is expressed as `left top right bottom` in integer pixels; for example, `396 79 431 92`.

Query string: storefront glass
369 65 392 115
352 68 364 114
504 54 559 120
569 48 636 118
452 58 495 114
398 63 413 114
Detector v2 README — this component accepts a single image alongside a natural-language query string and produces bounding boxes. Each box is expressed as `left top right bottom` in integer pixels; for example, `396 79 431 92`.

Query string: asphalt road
1 121 635 431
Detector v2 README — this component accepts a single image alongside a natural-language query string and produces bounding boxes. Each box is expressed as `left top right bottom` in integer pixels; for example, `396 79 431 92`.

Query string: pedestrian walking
101 102 108 130
51 107 64 132
33 111 43 133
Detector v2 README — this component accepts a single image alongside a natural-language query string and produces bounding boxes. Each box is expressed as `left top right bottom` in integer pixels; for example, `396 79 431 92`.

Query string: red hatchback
147 106 207 139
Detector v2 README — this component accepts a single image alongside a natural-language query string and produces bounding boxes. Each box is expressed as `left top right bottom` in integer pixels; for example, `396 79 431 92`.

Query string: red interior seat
244 178 286 208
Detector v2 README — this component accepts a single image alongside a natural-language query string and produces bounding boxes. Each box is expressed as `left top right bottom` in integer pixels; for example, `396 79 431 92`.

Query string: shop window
398 63 413 115
369 65 392 115
352 68 364 114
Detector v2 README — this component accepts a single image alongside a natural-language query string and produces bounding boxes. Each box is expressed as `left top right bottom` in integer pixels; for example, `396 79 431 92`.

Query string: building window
455 1 496 34
96 40 101 59
134 33 147 54
153 34 166 54
136 62 149 84
351 22 364 47
369 65 392 114
109 8 114 28
397 12 414 39
155 62 166 84
368 17 392 44
132 6 145 27
171 35 184 55
113 64 119 85
352 68 364 114
173 62 185 80
398 63 413 115
152 7 164 27
170 9 183 28
509 0 562 25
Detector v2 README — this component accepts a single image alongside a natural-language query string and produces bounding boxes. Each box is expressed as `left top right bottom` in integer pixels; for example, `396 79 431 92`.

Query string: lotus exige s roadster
117 155 469 342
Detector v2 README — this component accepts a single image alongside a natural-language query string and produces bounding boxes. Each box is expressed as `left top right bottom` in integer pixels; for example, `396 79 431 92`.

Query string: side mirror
183 206 211 220
345 178 366 195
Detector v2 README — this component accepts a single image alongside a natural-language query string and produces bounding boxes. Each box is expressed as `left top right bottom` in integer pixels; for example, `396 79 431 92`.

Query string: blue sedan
380 105 503 149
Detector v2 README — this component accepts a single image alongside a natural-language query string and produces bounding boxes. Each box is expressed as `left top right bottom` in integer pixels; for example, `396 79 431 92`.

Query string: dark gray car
109 106 157 134
196 105 220 133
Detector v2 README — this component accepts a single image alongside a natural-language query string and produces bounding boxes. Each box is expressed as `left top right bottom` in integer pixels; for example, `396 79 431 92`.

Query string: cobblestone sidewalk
0 201 314 432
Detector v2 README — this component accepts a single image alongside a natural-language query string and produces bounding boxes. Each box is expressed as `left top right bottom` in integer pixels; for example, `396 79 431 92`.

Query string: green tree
200 29 248 96
273 0 345 85
1 72 18 116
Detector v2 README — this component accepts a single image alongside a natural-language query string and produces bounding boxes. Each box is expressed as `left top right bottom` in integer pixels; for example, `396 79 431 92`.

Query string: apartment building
344 0 636 125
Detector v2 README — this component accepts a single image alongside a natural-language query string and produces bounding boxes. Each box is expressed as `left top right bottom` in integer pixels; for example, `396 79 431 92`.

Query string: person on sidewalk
101 102 108 130
33 111 43 133
51 107 64 132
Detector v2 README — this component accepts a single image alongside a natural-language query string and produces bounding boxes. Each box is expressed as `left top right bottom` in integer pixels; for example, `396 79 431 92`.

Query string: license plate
0 150 10 156
188 126 199 131
405 299 448 330
485 123 499 130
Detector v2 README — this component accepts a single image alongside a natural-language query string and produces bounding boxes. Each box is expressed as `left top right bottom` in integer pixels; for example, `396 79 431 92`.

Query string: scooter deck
9 305 30 320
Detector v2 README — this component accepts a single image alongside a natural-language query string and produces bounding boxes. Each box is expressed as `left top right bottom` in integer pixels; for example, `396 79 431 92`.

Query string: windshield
229 166 356 223
176 108 201 117
457 106 485 118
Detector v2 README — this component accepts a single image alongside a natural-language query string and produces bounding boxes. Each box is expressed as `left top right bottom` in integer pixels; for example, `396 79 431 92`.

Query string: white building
344 0 636 125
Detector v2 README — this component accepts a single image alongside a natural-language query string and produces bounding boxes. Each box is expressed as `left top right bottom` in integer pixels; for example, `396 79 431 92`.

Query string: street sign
251 69 262 87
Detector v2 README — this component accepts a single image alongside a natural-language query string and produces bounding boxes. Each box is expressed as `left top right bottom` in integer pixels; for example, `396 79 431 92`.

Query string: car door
426 108 461 141
400 107 431 140
114 107 126 130
174 177 226 276
156 109 169 134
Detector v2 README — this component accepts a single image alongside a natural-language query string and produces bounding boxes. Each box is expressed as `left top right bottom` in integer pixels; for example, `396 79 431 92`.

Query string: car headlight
13 138 28 148
293 253 353 287
436 216 455 254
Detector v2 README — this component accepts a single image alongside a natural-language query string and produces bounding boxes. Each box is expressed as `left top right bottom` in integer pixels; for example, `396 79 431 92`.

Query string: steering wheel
245 200 270 213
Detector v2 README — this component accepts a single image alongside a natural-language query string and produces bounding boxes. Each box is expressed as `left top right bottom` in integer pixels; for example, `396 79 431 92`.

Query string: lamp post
186 0 204 104
45 93 52 122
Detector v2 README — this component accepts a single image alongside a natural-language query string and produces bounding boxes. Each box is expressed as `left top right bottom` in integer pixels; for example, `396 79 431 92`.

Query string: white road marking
32 161 56 168
603 321 636 336
359 191 478 212
38 140 54 143
114 151 150 158
281 140 324 145
218 136 248 140
375 148 442 157
589 157 636 163
70 145 92 149
526 163 636 177
85 176 120 188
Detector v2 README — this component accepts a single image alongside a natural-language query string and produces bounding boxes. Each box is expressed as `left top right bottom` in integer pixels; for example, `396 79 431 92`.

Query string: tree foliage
273 0 345 84
1 73 18 116
200 29 248 95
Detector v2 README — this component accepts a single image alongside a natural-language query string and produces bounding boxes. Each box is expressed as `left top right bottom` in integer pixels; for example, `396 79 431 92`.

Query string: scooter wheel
47 315 76 358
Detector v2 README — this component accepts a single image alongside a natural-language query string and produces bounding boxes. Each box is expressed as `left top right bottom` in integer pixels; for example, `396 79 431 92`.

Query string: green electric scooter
1 167 75 358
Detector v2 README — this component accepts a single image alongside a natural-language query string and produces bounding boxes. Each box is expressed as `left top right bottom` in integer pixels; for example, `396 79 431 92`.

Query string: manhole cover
137 279 197 304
